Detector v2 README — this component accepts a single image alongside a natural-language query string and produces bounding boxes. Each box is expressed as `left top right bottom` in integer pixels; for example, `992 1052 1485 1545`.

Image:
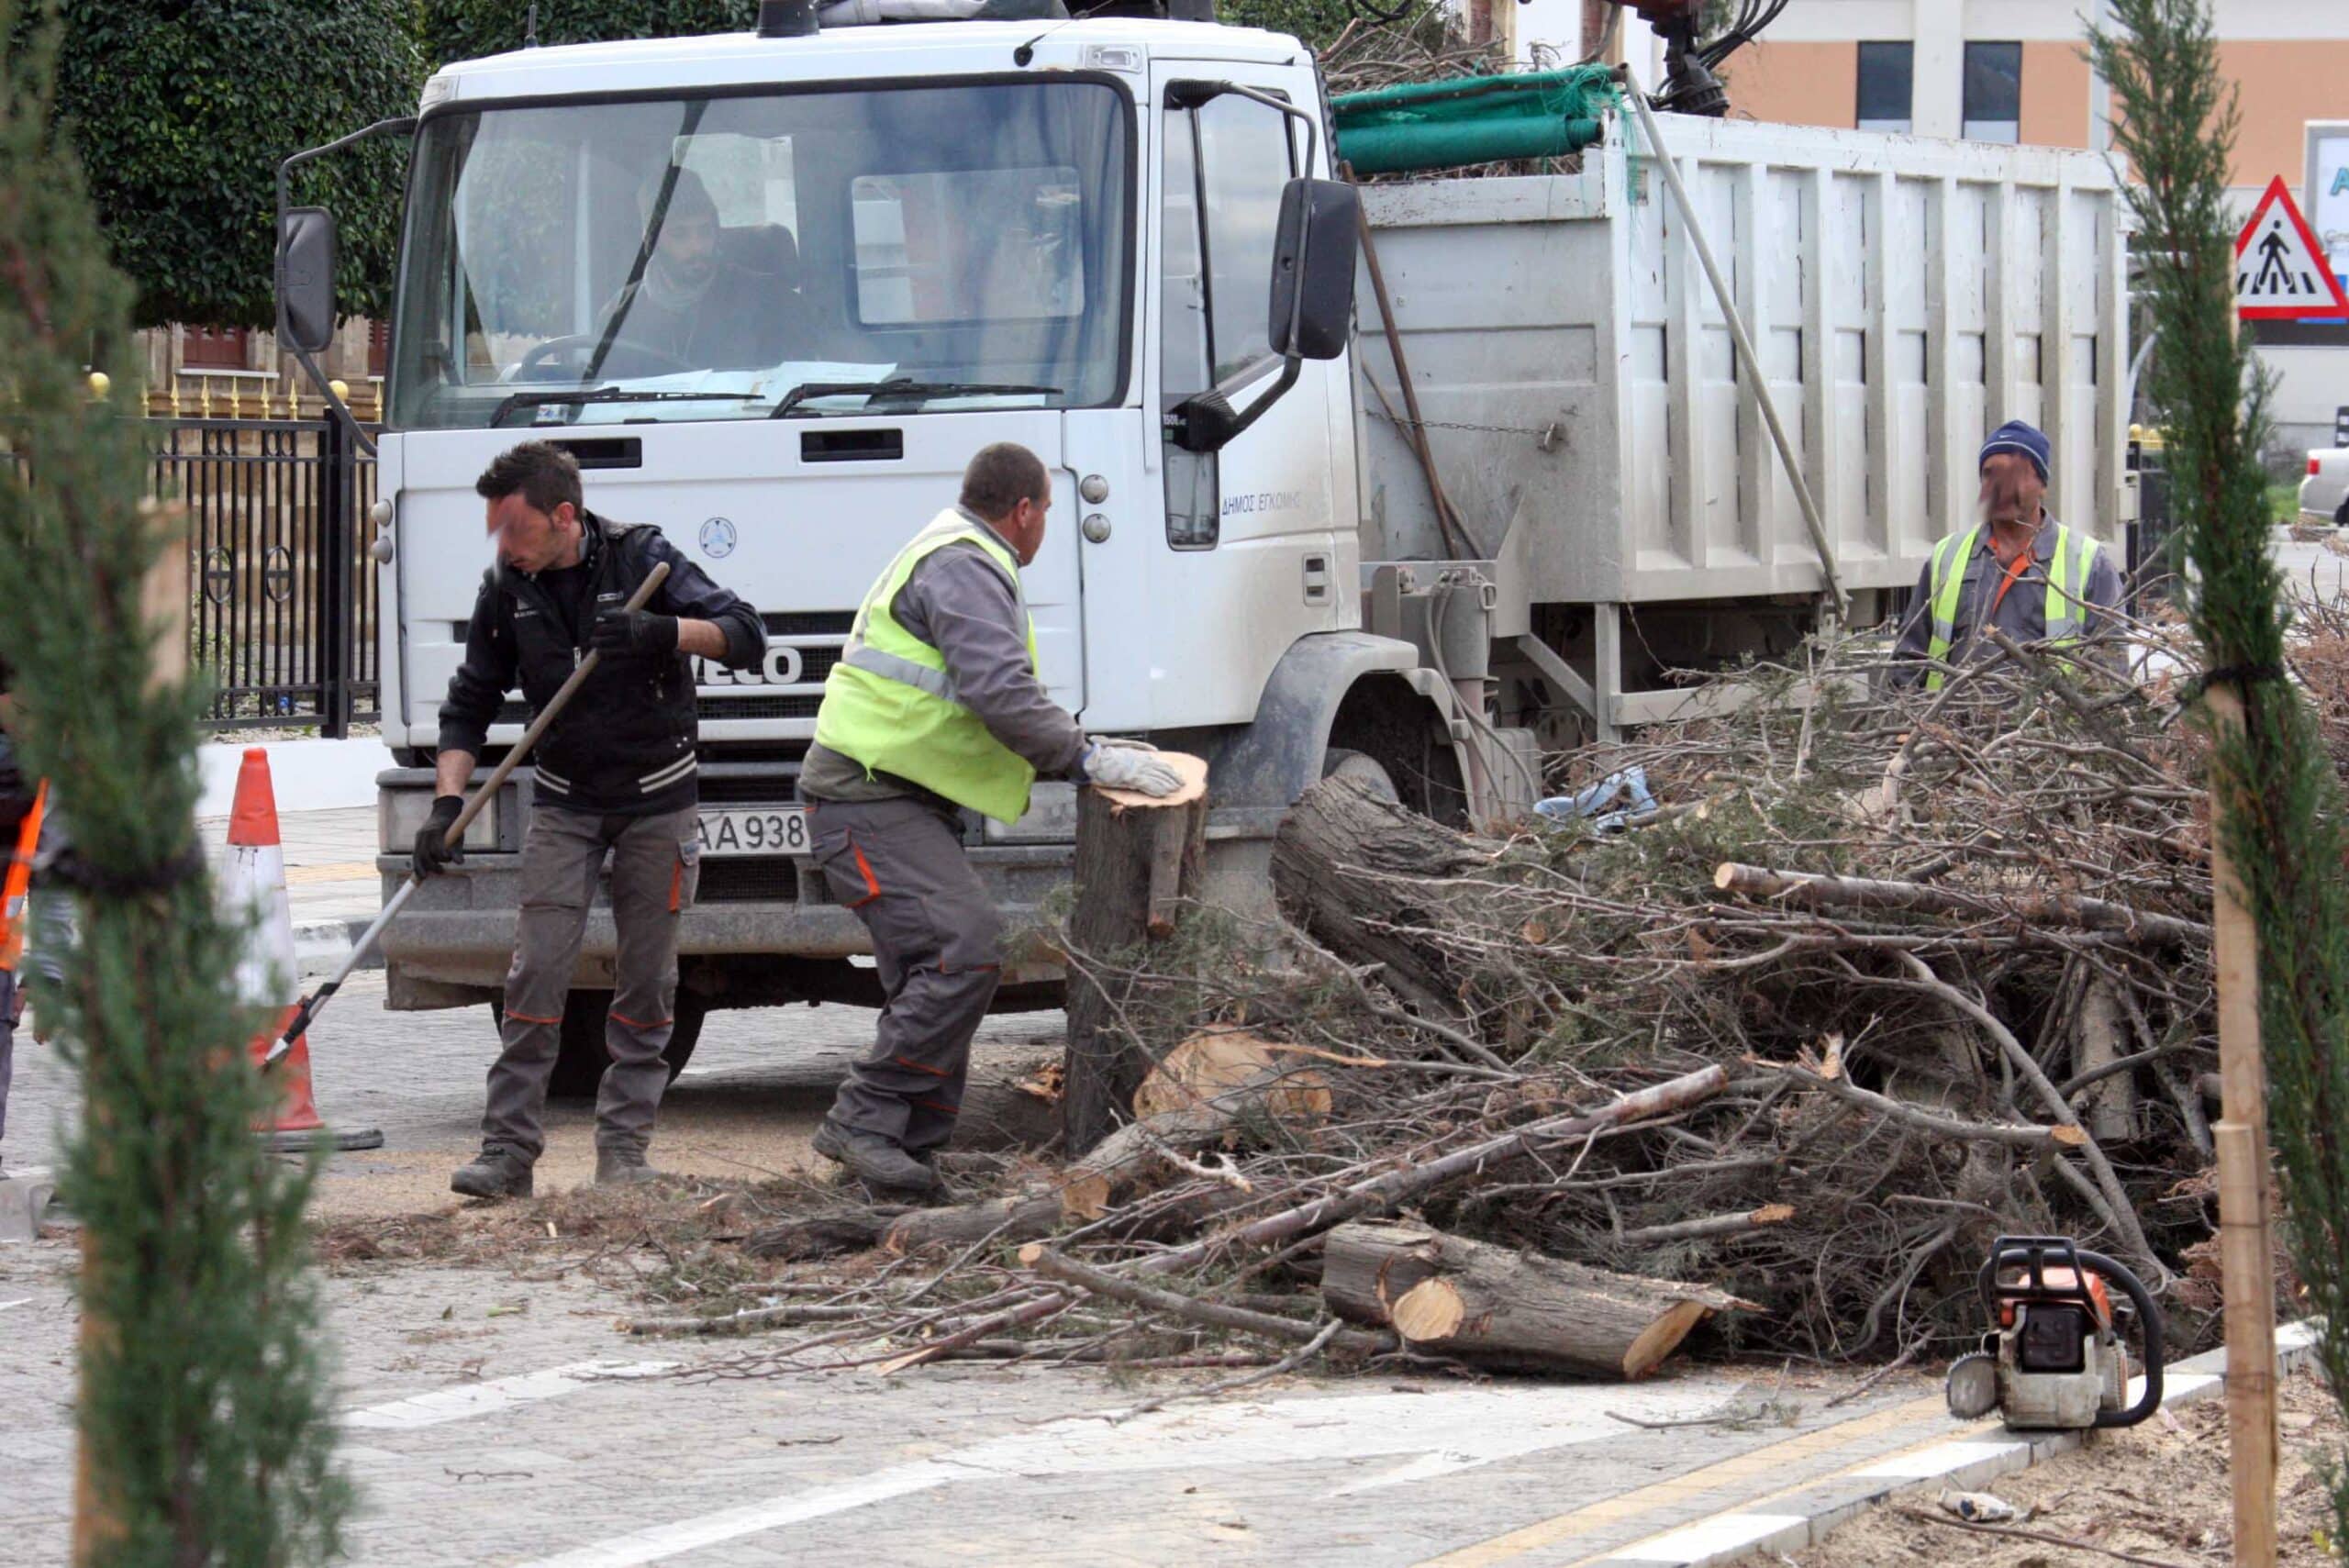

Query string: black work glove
591 606 680 658
411 794 466 879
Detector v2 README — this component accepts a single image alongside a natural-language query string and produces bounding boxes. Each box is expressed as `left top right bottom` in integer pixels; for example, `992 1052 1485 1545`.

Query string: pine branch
0 6 350 1562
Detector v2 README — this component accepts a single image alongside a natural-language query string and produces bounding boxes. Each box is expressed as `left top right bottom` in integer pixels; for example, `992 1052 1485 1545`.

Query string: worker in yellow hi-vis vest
798 442 1184 1197
1893 420 2125 691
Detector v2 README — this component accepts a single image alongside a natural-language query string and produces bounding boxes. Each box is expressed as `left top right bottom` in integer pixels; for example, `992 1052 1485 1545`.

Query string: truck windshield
388 80 1131 429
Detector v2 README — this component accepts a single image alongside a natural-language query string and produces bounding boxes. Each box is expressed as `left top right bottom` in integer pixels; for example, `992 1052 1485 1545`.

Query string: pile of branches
677 626 2288 1386
1320 13 1514 101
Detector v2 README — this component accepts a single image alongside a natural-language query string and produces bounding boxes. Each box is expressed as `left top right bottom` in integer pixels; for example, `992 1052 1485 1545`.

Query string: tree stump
1062 754 1208 1156
1321 1219 1756 1378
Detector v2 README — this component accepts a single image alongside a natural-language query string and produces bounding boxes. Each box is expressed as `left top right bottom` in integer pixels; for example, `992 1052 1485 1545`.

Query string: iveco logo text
696 642 806 687
699 517 738 559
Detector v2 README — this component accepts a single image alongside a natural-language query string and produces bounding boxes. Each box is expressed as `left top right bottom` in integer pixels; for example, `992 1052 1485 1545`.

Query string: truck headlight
382 788 498 855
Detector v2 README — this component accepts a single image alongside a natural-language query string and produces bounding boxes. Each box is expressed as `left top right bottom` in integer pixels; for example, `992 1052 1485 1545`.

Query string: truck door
1139 65 1345 729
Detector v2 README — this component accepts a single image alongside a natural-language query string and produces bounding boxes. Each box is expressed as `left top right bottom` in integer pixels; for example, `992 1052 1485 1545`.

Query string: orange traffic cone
224 748 382 1153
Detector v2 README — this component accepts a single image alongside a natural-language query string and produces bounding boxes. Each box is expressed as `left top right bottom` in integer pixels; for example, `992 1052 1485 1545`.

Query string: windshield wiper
767 377 1063 419
489 388 751 428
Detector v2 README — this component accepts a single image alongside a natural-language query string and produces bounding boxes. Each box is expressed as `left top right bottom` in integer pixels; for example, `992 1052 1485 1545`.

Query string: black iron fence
3 416 382 733
158 417 379 735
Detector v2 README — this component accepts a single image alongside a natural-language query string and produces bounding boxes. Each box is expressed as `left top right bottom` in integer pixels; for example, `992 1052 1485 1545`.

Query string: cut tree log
1063 753 1210 1155
1321 1219 1756 1377
1060 1031 1330 1220
1712 862 2209 947
1271 776 1503 1019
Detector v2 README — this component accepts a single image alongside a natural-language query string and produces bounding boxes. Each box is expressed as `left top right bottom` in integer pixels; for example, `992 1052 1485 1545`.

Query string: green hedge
417 1 759 72
39 0 417 329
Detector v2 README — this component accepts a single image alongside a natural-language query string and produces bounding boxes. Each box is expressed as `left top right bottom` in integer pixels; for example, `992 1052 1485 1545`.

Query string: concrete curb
294 917 380 979
1584 1320 2322 1566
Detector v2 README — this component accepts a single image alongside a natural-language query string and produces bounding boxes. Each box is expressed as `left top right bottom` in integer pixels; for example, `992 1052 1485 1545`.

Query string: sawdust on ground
1788 1366 2343 1566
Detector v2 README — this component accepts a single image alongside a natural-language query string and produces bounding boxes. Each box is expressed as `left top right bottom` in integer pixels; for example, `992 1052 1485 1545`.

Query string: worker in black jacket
421 441 763 1197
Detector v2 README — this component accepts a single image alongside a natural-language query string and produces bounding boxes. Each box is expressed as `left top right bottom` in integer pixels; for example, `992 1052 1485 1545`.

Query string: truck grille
697 859 799 903
697 694 823 720
764 611 855 637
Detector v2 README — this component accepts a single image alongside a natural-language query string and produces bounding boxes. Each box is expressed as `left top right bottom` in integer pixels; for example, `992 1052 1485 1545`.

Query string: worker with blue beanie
1893 419 2124 690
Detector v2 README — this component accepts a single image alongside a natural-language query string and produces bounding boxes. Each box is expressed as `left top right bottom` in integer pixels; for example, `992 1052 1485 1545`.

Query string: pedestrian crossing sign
2237 175 2349 319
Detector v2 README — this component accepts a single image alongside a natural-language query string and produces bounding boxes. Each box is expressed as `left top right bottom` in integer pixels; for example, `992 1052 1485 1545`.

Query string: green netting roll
1330 65 1619 176
1337 114 1605 174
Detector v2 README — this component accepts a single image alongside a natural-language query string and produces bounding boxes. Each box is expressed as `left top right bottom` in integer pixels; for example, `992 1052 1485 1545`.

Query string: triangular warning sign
2237 175 2349 320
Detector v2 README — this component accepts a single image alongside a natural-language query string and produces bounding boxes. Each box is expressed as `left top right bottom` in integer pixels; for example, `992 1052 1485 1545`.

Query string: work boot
811 1119 935 1196
595 1145 661 1187
450 1144 534 1200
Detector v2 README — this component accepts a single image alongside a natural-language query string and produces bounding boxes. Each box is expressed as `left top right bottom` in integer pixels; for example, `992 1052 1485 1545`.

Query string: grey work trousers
808 795 1001 1153
484 802 700 1163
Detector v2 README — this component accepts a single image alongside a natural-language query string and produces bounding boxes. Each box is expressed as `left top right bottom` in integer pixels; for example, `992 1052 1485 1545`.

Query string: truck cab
359 14 1422 1074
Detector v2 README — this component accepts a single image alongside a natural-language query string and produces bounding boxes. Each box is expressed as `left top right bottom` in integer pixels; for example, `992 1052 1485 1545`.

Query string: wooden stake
2205 682 2277 1568
1060 754 1208 1156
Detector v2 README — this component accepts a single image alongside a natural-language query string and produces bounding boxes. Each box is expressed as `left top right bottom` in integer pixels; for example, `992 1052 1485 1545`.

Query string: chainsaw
1945 1235 2164 1430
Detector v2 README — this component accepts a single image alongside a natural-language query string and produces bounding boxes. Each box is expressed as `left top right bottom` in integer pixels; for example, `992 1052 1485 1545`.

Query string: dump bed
1354 110 2130 607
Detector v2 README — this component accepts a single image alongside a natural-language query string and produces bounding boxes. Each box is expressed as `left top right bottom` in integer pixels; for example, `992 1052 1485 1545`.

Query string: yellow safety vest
813 510 1043 824
1921 523 2101 693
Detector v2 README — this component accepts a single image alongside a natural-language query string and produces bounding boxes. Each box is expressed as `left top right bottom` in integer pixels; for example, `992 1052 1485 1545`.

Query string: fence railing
160 417 379 735
4 417 382 736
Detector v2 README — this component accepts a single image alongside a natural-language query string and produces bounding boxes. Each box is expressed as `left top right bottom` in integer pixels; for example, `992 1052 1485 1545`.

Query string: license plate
695 806 810 858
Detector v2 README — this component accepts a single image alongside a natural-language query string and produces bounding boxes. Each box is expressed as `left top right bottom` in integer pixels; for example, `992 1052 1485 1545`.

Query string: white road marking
0 1296 30 1312
516 1377 1744 1568
522 1464 960 1568
343 1359 676 1431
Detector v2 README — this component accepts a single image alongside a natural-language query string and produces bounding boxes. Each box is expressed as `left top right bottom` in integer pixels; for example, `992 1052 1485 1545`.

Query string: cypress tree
0 8 350 1562
2093 0 2349 1542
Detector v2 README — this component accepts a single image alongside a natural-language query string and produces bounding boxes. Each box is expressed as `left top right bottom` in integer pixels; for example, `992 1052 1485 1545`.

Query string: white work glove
1082 740 1184 796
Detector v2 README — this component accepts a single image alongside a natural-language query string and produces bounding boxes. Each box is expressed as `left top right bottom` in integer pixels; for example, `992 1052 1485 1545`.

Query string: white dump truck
273 1 2127 1086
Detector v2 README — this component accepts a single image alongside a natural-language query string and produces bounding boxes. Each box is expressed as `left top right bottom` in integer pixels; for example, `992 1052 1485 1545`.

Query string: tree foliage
0 9 349 1561
2091 0 2349 1544
31 0 417 329
417 0 758 71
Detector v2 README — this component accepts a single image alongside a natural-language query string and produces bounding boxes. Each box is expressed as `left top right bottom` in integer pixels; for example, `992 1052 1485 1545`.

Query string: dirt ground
1787 1367 2343 1566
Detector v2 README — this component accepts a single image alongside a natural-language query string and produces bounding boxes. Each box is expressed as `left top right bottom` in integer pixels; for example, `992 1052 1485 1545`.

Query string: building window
1963 40 2022 144
1855 42 1913 134
181 325 250 371
367 318 391 379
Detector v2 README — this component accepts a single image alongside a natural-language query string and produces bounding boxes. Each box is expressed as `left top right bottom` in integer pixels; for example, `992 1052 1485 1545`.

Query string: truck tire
1321 747 1400 802
492 990 707 1100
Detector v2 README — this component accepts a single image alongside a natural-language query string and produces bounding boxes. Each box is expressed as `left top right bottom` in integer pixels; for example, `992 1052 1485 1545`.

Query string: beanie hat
1979 419 2051 484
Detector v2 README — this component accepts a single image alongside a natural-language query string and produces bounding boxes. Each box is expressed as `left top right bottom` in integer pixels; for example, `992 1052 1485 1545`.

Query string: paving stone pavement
0 951 1991 1568
4 1219 1972 1568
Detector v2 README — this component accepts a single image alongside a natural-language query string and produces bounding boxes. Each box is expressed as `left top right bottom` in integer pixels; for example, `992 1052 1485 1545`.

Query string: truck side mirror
275 206 338 356
1268 177 1358 361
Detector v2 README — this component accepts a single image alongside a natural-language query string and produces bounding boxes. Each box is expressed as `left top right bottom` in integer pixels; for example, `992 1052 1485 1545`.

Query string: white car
2302 448 2349 525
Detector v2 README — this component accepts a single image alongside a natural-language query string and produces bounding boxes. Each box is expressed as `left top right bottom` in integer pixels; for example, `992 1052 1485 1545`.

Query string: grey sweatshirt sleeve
895 546 1090 778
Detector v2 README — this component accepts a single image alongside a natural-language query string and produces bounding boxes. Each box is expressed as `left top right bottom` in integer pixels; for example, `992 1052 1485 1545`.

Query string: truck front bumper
376 843 1072 1006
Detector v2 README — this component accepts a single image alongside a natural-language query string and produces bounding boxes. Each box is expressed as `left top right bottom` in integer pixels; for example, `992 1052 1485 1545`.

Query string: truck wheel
1321 747 1400 802
493 991 708 1100
2335 497 2348 528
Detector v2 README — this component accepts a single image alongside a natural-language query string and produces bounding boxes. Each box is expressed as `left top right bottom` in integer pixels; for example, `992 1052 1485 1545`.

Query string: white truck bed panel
1356 111 2129 606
